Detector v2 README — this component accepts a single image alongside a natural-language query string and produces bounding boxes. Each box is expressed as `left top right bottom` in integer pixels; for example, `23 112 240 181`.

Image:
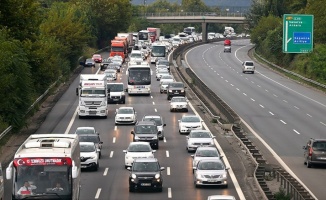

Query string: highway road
185 39 326 199
2 50 255 199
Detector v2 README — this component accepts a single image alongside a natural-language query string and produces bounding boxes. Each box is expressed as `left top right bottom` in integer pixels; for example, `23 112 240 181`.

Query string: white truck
76 74 108 118
107 82 125 104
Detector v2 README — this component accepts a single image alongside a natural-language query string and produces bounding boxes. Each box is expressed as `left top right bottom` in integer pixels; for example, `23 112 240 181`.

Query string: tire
160 90 163 94
184 108 188 112
252 71 255 74
94 162 99 171
129 187 134 192
155 142 159 149
157 187 163 192
79 115 83 119
224 184 228 189
99 152 101 159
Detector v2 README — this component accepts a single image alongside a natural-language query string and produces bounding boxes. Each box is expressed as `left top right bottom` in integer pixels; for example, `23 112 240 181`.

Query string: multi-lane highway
186 39 326 199
4 50 254 200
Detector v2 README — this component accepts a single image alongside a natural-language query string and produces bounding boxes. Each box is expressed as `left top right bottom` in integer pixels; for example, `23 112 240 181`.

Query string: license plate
141 183 151 186
317 157 326 160
175 93 179 94
81 166 87 168
207 179 217 182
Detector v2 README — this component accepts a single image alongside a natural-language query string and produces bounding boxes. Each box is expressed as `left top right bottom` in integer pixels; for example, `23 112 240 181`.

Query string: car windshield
312 142 326 151
128 144 151 152
198 161 224 170
86 59 94 63
135 125 157 134
190 132 210 138
158 60 169 66
169 83 184 88
107 84 123 92
161 75 173 80
196 150 219 157
171 97 186 102
80 144 95 152
118 108 134 114
143 117 162 126
79 135 100 143
182 116 200 122
75 128 95 135
133 162 159 172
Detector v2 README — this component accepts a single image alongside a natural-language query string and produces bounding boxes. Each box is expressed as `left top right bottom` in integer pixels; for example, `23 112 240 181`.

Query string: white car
115 107 137 125
104 69 117 81
123 142 155 168
242 61 255 74
156 65 169 73
74 127 99 135
156 68 169 81
160 81 174 93
193 159 229 188
178 115 203 134
191 147 222 173
142 115 166 140
207 195 236 200
159 75 174 85
80 142 99 171
186 130 215 152
170 96 188 112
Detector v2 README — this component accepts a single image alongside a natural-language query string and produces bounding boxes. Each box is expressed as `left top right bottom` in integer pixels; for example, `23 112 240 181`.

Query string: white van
0 162 4 200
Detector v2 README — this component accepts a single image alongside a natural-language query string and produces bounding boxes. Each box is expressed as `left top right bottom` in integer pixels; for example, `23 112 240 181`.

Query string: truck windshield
111 47 124 52
81 89 105 97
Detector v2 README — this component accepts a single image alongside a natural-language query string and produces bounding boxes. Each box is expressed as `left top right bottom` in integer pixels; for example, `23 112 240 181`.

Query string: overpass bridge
143 12 247 42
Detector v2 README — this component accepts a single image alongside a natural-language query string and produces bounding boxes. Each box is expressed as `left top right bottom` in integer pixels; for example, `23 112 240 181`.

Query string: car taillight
309 147 313 156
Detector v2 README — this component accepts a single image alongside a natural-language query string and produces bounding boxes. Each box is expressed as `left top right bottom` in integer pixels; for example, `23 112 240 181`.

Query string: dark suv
303 138 326 168
127 158 165 192
131 121 160 149
166 82 186 100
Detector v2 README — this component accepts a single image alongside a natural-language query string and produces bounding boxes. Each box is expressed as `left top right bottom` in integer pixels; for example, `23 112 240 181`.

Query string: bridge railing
143 11 246 17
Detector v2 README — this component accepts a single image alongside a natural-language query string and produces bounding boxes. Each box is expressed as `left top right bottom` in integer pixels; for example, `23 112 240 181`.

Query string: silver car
193 159 229 188
191 147 222 173
186 130 215 152
142 115 166 140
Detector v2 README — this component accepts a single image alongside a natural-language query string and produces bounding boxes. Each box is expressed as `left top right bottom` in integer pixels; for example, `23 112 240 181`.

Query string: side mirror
127 167 131 171
72 164 78 179
131 131 134 134
226 167 230 170
152 150 156 153
123 150 127 153
212 136 216 139
99 141 103 144
160 167 165 171
303 146 307 150
190 155 194 158
125 88 128 92
6 162 13 180
186 136 189 139
163 124 166 127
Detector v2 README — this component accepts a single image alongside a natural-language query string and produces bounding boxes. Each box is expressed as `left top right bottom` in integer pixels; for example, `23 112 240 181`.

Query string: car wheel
129 187 134 192
78 115 83 119
156 143 159 149
99 152 101 159
179 130 182 134
157 187 163 192
252 71 255 74
224 184 228 189
160 90 163 94
94 162 99 171
185 108 188 112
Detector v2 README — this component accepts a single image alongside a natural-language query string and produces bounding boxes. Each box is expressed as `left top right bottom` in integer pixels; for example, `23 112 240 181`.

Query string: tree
305 0 326 44
181 0 211 13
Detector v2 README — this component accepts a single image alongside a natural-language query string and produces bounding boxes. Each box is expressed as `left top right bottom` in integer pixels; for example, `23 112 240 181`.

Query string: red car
92 54 102 63
224 39 231 46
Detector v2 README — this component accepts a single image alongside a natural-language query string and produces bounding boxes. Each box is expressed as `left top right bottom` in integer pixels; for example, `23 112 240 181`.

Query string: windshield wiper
22 193 64 199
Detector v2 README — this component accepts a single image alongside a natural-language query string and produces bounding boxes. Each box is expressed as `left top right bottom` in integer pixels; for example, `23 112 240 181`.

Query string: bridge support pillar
202 22 208 43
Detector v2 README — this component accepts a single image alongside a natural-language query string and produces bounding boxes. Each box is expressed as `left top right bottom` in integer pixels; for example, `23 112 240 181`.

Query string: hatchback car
191 147 222 173
242 61 255 74
186 130 216 152
115 107 137 125
79 142 100 171
104 69 117 81
167 82 186 100
224 46 231 53
127 158 165 192
74 127 99 135
159 75 174 85
193 159 229 188
170 96 188 112
92 54 102 63
100 58 111 71
156 68 169 81
131 121 160 149
123 142 156 168
178 115 203 134
142 115 166 140
78 134 103 158
84 58 95 68
207 195 236 200
303 138 326 168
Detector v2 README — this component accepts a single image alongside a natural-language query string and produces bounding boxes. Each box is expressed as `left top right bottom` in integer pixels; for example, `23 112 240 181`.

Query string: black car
78 134 103 159
167 82 186 100
84 58 95 68
127 158 165 192
131 121 160 149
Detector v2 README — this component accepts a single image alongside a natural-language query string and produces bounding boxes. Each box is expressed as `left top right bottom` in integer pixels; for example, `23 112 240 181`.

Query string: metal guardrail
143 11 247 17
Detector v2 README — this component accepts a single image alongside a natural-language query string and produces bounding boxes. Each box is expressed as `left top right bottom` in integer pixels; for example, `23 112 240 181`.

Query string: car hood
180 122 201 126
169 87 184 90
80 151 97 157
116 114 134 117
196 170 226 176
125 152 153 157
110 91 124 96
132 171 160 176
188 138 213 143
135 133 157 138
193 157 220 164
170 102 187 106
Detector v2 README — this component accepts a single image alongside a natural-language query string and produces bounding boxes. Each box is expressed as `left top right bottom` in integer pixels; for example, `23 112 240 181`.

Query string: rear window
312 141 326 150
245 62 254 66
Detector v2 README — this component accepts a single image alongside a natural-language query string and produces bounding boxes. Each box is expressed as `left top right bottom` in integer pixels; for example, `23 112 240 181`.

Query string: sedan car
178 115 203 134
79 142 99 171
156 59 169 69
207 195 236 200
170 96 188 112
159 75 174 85
191 147 222 173
92 54 102 63
74 127 99 135
84 58 95 68
156 68 169 81
186 130 215 152
115 107 137 125
104 69 117 81
78 134 103 158
142 115 166 140
123 142 156 168
193 159 229 188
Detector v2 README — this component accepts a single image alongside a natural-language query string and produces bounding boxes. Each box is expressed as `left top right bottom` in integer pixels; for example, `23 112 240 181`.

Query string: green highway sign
283 14 314 53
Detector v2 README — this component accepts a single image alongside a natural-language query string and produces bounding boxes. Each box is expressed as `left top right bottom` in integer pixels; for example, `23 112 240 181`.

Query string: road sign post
283 14 314 53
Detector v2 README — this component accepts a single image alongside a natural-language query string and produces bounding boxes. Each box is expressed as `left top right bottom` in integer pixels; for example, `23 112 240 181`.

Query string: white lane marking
95 188 101 199
221 76 224 79
103 168 109 176
167 167 170 175
243 93 247 96
269 111 274 115
280 120 287 124
110 151 114 158
240 119 317 200
306 114 312 117
155 108 157 112
166 151 169 157
113 137 116 143
151 96 153 98
294 106 299 109
265 89 269 92
273 94 278 97
168 188 172 198
164 137 167 143
225 80 228 83
257 85 261 88
293 129 300 134
64 107 78 134
283 100 288 103
320 122 326 127
152 102 155 105
251 98 255 102
114 126 117 131
230 84 234 86
259 104 265 108
236 88 240 91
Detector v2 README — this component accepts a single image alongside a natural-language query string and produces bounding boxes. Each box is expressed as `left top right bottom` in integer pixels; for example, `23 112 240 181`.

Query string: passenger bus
126 64 152 95
150 43 166 64
138 30 151 45
183 27 195 36
6 134 81 200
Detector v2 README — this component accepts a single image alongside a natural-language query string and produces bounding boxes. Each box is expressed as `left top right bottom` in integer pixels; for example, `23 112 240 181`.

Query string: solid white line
103 168 109 176
95 188 101 199
168 188 172 198
167 167 170 175
64 107 78 134
113 137 116 143
110 151 114 158
166 151 169 157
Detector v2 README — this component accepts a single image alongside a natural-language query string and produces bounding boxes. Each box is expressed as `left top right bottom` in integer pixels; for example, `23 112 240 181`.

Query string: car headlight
152 135 158 140
131 174 137 179
168 90 172 92
155 174 160 179
134 136 140 140
181 89 184 92
222 173 227 178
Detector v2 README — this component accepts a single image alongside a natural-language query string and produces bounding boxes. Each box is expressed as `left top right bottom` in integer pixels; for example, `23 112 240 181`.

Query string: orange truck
114 37 129 55
110 40 126 61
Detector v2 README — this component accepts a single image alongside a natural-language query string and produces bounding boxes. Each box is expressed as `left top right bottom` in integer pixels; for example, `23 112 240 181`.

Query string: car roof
133 157 158 163
118 106 134 109
136 121 156 126
196 146 217 151
198 159 223 164
76 127 95 130
182 115 199 118
79 142 96 146
190 130 210 133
